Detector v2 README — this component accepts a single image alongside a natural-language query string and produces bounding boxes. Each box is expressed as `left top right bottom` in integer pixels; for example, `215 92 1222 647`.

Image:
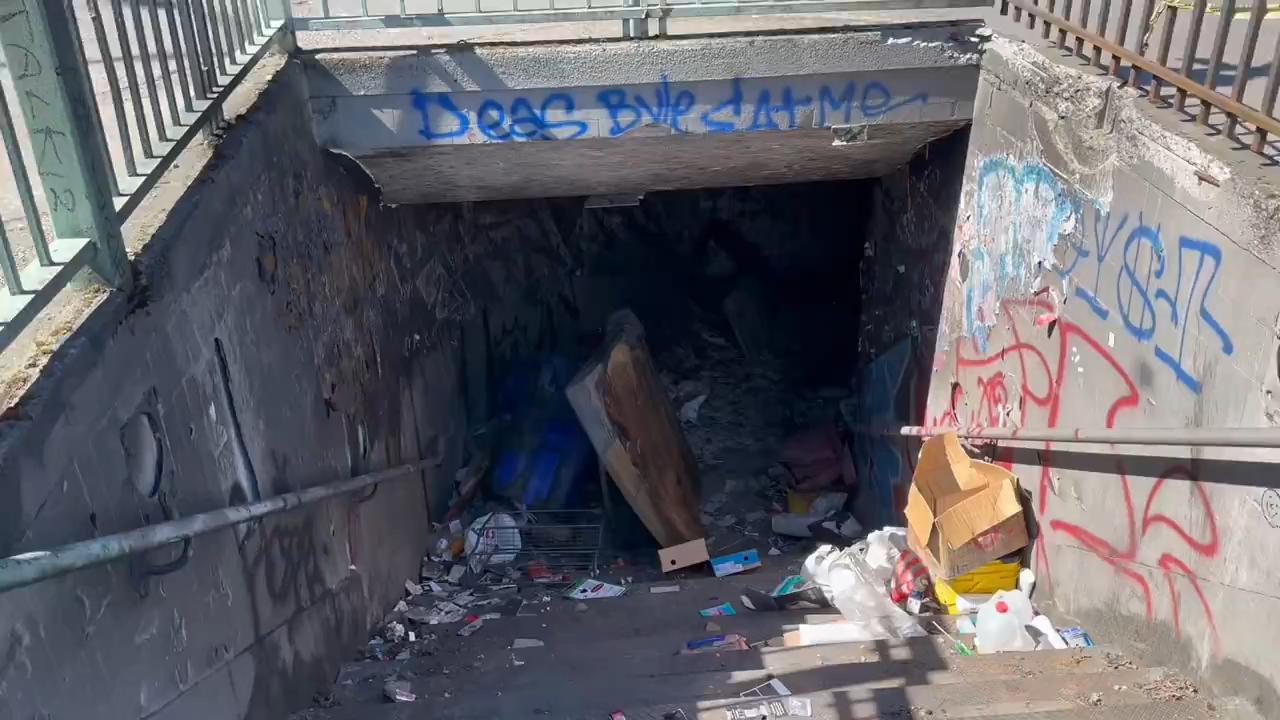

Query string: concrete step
329 623 1129 708
306 663 1178 719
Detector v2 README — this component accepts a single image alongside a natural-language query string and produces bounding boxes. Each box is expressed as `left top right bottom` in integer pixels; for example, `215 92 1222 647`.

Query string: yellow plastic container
933 559 1020 614
787 490 817 514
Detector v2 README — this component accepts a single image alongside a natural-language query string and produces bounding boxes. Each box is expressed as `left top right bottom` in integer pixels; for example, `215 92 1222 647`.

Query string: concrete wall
305 26 982 202
924 37 1280 713
0 57 582 720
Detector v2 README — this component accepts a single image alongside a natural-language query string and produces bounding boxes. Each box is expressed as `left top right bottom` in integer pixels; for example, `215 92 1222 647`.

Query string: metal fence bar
204 0 233 76
1198 0 1234 124
1150 4 1177 103
1004 0 1280 140
1057 0 1071 48
148 0 183 127
164 0 197 113
1074 0 1090 55
87 0 139 178
1111 0 1135 76
1129 0 1156 87
110 0 157 157
130 0 172 142
1175 0 1207 112
1226 0 1266 137
216 0 241 64
0 83 52 267
0 0 280 347
228 0 250 54
0 0 130 288
1255 35 1280 151
292 0 992 29
0 225 22 294
115 23 283 221
1092 0 1112 66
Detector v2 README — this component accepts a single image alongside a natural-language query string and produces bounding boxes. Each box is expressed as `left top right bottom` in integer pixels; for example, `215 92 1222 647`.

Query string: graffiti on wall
408 75 930 144
932 296 1222 653
957 156 1234 395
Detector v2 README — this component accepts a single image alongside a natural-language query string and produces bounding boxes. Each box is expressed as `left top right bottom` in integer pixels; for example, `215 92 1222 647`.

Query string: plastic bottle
975 589 1036 653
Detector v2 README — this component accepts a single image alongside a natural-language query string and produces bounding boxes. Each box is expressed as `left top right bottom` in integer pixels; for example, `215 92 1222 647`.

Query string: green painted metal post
0 0 131 289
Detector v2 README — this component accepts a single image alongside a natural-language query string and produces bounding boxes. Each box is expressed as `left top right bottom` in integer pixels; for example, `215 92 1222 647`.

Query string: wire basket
467 509 603 579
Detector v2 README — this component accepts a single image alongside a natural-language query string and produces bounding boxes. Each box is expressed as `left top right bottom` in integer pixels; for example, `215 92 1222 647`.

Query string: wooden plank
567 309 704 548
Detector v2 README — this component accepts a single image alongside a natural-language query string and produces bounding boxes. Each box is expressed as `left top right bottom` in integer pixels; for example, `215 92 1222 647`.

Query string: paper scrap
699 602 737 617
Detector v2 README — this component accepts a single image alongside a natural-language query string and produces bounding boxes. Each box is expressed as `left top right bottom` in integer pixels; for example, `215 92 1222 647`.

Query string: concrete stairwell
289 572 1262 720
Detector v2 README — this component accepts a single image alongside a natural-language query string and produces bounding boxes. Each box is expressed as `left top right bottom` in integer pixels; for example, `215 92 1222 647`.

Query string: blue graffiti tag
599 76 696 136
964 157 1235 395
409 76 929 142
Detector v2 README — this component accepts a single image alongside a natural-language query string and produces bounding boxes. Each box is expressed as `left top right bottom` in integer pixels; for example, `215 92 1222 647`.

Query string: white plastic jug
975 589 1036 653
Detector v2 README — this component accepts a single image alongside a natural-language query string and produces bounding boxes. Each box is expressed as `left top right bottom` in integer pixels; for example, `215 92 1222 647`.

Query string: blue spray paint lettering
599 76 695 136
701 78 745 134
1152 237 1234 392
962 156 1236 396
411 90 469 140
1116 219 1165 343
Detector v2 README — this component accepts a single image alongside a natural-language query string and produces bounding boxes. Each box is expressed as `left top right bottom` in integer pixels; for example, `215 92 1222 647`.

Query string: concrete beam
303 27 982 202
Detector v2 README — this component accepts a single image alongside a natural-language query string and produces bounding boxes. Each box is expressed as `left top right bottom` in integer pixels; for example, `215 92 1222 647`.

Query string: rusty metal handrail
999 0 1280 154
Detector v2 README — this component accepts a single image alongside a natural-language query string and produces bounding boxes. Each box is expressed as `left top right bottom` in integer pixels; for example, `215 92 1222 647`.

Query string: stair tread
307 664 1175 719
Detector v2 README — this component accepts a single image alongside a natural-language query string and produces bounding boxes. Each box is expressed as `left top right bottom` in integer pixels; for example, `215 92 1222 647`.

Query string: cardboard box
904 433 1028 579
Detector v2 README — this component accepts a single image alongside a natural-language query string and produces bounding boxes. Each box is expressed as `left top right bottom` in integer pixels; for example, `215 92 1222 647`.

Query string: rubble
383 680 415 703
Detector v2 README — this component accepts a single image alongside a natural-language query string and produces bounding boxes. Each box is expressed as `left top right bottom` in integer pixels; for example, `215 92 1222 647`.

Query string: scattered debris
740 679 791 697
1085 692 1104 707
446 565 467 584
711 549 761 577
564 579 627 600
741 575 829 612
1140 676 1198 702
725 697 813 718
404 580 423 596
511 638 545 649
383 680 416 703
575 602 588 613
1059 627 1094 648
567 310 703 548
699 602 736 617
1104 652 1136 670
457 617 484 637
649 584 682 594
682 634 749 654
679 394 708 423
905 433 1028 578
383 622 406 643
705 621 721 632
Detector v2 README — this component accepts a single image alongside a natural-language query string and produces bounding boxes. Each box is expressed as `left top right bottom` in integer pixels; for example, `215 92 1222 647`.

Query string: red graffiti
932 297 1221 653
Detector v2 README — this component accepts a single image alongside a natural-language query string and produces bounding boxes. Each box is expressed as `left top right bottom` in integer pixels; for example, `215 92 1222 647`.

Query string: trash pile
728 432 1093 655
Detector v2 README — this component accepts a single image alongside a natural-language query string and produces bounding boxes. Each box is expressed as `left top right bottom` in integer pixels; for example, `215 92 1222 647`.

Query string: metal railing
0 461 429 593
0 0 289 351
996 0 1280 154
289 0 991 36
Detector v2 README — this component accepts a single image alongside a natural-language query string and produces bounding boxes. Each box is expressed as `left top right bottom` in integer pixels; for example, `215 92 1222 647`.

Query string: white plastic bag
464 512 521 568
802 539 925 640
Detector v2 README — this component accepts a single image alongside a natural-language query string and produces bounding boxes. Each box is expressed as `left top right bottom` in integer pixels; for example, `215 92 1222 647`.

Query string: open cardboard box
904 432 1029 579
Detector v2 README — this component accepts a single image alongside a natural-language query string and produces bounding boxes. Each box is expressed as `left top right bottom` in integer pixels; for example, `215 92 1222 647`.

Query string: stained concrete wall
0 56 585 720
304 26 983 203
923 37 1280 714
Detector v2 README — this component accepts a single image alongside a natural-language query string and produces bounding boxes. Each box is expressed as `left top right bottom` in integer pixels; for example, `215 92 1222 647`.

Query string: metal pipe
852 424 1280 448
0 461 429 594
